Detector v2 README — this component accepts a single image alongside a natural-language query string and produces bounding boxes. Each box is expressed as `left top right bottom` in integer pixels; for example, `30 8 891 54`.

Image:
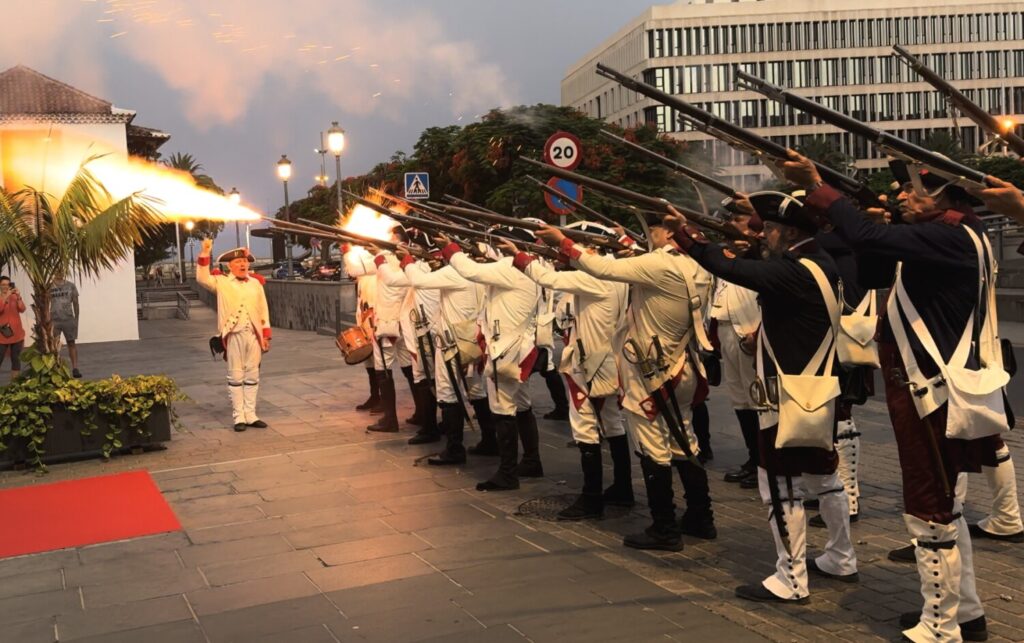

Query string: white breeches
435 354 486 404
226 330 262 425
570 392 626 445
484 361 531 416
624 406 697 466
372 335 412 371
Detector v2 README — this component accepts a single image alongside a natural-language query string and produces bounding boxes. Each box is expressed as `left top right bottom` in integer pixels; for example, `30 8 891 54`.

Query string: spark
372 92 382 98
109 31 127 38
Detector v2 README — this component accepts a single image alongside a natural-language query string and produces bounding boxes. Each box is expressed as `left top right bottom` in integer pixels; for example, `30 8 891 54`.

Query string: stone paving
0 307 1022 642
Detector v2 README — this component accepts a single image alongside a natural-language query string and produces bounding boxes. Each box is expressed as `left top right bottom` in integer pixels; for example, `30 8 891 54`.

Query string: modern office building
562 0 1024 190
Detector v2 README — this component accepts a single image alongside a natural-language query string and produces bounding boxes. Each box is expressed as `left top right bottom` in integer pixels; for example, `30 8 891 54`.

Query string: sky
2 0 665 254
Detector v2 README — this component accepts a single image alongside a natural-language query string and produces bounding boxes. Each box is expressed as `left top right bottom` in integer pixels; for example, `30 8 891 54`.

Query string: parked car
272 261 307 279
310 260 343 281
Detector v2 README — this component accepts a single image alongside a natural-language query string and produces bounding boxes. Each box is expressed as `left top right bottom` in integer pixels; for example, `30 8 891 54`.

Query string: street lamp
277 155 294 278
228 187 241 247
327 121 346 216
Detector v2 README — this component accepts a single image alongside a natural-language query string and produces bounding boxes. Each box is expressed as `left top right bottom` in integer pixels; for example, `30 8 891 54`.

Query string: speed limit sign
543 131 582 170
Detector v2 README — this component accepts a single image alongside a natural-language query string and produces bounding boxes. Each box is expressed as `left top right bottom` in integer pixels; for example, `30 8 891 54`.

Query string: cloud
0 0 517 127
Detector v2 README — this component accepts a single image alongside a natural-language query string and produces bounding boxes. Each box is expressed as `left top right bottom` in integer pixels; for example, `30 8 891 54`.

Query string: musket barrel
595 62 885 209
436 202 631 250
733 70 991 188
598 130 739 198
520 157 744 240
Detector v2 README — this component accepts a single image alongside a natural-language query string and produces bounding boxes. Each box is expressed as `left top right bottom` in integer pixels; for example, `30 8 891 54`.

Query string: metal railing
176 291 191 320
981 214 1024 262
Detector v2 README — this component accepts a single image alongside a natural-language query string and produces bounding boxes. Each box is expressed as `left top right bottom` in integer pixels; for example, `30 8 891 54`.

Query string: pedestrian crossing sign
404 172 430 200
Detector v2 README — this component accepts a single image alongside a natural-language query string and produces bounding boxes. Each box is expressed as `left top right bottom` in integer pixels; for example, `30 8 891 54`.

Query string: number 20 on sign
544 131 582 171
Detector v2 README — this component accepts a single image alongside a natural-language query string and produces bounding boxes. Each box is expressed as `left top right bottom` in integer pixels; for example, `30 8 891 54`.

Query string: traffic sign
543 177 582 217
404 172 430 200
543 131 582 170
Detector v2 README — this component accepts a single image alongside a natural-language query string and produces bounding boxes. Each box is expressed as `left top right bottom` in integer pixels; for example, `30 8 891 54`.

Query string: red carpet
0 470 181 559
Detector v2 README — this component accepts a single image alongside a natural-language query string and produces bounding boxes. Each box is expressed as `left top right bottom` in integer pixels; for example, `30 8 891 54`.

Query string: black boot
541 367 569 420
476 414 519 491
692 401 713 463
558 442 604 521
401 366 421 426
408 382 441 444
603 434 635 507
428 402 466 465
675 460 717 539
366 372 399 432
623 457 681 551
515 409 544 477
356 367 381 412
468 398 499 456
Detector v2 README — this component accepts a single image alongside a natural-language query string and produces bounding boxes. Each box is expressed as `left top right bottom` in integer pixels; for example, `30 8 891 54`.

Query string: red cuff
373 254 387 267
558 237 581 260
262 327 272 339
672 225 707 251
211 268 223 276
399 255 416 270
512 251 535 271
804 183 843 213
341 243 351 254
618 235 636 247
250 272 266 285
441 241 462 262
198 256 211 266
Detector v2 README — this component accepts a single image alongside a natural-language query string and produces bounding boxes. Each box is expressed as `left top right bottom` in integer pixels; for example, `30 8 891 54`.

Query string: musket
435 329 475 429
598 130 741 200
436 202 636 252
622 336 697 464
595 63 887 210
368 188 490 231
520 157 747 241
442 194 501 215
385 209 563 261
734 70 994 192
267 218 421 257
409 305 436 387
893 45 1024 157
525 175 646 245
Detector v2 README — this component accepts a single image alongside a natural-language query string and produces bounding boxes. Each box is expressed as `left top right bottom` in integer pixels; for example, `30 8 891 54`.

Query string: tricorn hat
564 220 617 238
748 188 817 234
217 247 255 263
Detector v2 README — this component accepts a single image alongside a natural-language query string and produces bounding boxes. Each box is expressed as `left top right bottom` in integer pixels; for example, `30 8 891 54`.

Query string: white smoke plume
3 0 517 127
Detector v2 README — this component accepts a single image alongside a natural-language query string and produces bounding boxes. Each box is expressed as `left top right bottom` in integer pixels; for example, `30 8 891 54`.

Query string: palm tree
163 152 221 193
0 158 163 357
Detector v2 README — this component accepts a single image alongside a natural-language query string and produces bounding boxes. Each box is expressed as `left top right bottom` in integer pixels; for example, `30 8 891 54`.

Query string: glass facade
647 12 1024 58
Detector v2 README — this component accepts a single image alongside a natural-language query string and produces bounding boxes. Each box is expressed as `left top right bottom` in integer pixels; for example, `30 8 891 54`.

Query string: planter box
0 404 173 468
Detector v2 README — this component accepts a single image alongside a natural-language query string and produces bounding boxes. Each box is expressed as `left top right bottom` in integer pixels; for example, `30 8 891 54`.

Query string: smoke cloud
2 0 517 127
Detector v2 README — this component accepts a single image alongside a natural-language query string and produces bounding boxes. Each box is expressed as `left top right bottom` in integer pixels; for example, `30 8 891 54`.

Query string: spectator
154 265 164 287
0 276 26 379
49 274 82 378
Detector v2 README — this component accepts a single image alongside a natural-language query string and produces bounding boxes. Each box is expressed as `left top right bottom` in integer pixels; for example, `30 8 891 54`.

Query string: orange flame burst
3 137 260 223
339 190 404 241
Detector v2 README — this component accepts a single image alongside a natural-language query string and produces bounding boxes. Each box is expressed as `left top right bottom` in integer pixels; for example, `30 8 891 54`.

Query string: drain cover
516 494 633 522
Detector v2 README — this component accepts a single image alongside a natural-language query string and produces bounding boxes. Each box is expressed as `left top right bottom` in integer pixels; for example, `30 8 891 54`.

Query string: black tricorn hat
889 159 974 204
748 189 817 234
217 247 255 263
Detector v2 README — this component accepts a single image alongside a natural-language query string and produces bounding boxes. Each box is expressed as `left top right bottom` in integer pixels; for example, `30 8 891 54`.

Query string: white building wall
562 0 1024 191
0 120 139 345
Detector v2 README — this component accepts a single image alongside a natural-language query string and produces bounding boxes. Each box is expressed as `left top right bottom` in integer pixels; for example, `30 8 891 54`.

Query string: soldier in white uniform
504 221 634 521
375 230 442 444
442 229 543 491
396 245 497 463
343 245 381 413
196 240 271 432
343 242 413 433
536 217 716 551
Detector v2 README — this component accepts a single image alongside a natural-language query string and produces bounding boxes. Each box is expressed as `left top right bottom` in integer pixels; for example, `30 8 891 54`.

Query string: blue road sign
404 172 430 200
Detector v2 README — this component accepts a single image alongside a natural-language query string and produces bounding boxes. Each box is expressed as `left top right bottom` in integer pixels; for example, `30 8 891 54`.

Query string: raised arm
343 247 377 278
374 254 410 287
514 252 609 296
673 229 808 299
196 238 218 293
557 238 672 289
804 184 975 267
443 243 522 289
403 259 468 291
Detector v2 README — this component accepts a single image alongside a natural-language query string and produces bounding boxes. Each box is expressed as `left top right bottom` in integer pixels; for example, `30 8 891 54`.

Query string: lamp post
228 187 241 247
315 131 329 187
174 221 184 283
277 154 294 278
327 121 346 217
184 220 196 278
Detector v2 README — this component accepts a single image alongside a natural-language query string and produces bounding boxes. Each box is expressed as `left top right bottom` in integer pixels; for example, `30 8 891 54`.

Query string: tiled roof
0 65 112 115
